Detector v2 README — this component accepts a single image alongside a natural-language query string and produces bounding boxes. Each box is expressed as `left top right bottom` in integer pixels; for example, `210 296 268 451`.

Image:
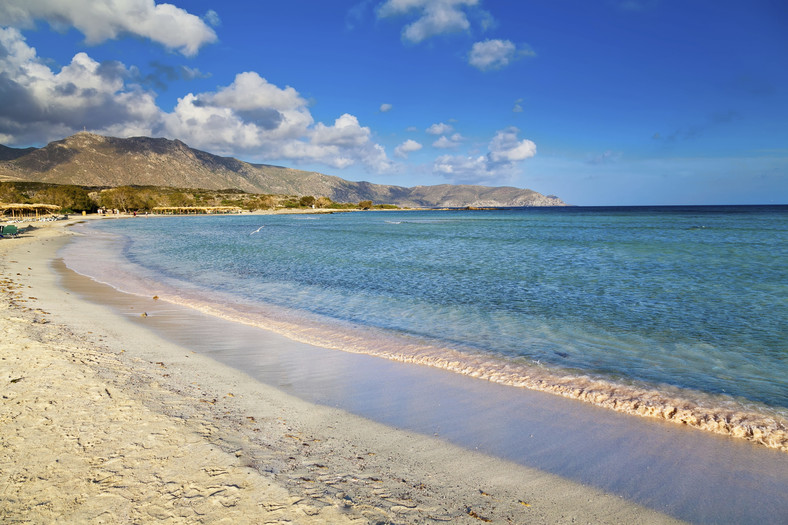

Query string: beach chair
0 225 19 238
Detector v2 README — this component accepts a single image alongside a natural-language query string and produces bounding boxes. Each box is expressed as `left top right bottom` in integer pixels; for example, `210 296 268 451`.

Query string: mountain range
0 132 566 207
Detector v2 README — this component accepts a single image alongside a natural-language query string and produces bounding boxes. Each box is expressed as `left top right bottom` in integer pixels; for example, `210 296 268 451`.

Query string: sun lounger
0 225 20 238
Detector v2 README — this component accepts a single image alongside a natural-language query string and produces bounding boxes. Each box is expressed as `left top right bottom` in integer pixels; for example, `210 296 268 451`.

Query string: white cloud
426 122 453 135
312 114 371 147
394 138 423 158
432 126 536 184
434 154 487 177
0 28 160 144
204 9 221 27
161 93 261 153
468 39 535 71
432 132 463 148
488 127 537 162
377 0 481 43
196 71 313 140
163 76 392 171
512 98 524 113
0 0 217 56
0 29 392 173
380 103 393 112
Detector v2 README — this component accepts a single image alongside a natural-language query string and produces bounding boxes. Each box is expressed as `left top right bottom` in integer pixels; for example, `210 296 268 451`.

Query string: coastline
0 218 684 523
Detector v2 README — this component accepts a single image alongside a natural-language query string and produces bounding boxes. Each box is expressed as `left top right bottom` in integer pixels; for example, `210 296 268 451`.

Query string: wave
173 294 788 452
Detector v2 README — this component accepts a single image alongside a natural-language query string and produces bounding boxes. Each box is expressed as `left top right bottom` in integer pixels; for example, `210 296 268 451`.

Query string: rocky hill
0 144 37 161
0 133 565 207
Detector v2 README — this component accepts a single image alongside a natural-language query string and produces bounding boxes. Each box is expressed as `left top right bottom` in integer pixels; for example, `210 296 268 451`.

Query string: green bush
38 185 96 212
98 186 149 212
299 195 316 207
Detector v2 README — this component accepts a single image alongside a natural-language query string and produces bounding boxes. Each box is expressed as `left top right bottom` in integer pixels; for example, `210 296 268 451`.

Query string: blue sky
0 0 786 205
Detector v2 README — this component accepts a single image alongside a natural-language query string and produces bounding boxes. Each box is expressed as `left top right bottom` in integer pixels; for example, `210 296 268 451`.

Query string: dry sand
0 218 684 524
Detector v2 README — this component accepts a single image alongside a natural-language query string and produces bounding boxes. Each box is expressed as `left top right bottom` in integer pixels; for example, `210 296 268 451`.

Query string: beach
0 218 690 523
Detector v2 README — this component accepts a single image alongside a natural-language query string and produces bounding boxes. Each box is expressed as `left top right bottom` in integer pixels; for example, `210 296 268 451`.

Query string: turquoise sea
63 206 788 441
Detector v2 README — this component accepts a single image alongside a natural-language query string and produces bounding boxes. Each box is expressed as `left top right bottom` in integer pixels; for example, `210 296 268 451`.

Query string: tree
247 195 276 210
299 195 316 207
99 186 147 212
0 183 24 204
358 200 373 209
166 192 195 207
38 185 96 212
315 196 333 208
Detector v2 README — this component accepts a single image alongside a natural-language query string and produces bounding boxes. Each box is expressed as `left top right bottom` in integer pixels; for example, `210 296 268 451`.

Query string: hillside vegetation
0 181 389 214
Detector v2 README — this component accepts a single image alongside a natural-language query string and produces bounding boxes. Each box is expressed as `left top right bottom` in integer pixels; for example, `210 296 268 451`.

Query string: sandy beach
2 218 689 523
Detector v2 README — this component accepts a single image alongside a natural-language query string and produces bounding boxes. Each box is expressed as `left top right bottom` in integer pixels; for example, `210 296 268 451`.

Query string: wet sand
55 252 788 523
1 218 785 523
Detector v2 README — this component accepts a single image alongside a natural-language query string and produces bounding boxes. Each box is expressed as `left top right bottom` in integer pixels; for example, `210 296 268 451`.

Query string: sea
60 205 788 522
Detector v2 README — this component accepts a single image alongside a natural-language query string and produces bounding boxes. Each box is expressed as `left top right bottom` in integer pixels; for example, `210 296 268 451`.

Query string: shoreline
64 213 788 453
0 220 686 522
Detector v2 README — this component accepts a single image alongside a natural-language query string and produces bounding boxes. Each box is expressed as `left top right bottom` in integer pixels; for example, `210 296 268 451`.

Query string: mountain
0 133 566 207
0 144 37 161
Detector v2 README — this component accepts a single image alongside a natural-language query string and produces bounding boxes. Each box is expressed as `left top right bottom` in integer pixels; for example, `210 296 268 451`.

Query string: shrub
98 186 148 212
299 195 316 207
315 196 333 208
0 182 24 204
37 185 96 212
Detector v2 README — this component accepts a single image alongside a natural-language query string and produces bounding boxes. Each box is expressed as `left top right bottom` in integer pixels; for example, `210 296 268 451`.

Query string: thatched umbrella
0 203 62 219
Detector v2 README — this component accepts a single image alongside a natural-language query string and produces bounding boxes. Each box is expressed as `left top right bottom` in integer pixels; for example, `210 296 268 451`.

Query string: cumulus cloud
432 126 536 184
163 74 392 171
192 71 313 139
0 29 392 173
377 0 482 43
468 39 535 71
204 9 221 27
394 138 423 158
0 0 217 56
275 127 390 172
426 122 454 135
0 27 159 144
432 133 463 148
380 103 393 112
488 127 536 162
312 114 372 147
434 154 488 181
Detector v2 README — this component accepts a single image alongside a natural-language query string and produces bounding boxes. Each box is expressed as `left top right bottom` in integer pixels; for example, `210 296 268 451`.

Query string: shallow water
62 207 788 447
55 258 788 524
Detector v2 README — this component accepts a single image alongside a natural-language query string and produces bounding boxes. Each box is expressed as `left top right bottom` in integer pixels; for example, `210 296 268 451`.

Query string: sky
0 0 786 205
